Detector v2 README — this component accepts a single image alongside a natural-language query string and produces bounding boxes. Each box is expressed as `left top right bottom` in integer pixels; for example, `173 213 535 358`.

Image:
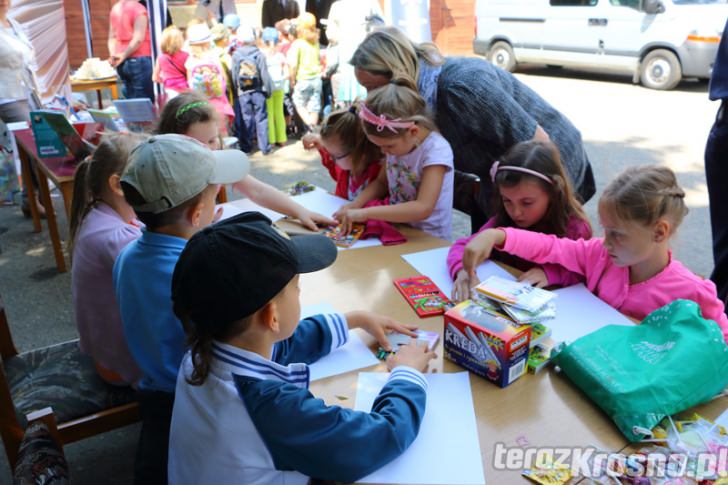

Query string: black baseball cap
171 212 337 331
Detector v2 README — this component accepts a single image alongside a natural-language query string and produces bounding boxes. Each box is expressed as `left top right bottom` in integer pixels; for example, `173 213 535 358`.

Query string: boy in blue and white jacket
168 211 436 485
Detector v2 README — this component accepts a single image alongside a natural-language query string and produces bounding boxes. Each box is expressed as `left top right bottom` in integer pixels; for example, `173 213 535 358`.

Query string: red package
393 276 453 318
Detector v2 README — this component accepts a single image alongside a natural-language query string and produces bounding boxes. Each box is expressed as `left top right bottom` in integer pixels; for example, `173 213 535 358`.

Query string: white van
473 0 726 90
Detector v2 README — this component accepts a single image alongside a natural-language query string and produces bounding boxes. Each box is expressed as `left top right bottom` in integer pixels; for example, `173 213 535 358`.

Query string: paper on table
301 303 380 381
550 284 634 344
401 246 516 297
292 187 383 251
217 199 285 223
291 186 348 217
354 372 485 485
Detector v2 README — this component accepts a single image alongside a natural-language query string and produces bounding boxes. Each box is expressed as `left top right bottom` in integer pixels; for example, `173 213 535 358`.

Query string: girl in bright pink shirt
153 26 189 99
302 105 383 201
448 141 592 302
462 165 728 342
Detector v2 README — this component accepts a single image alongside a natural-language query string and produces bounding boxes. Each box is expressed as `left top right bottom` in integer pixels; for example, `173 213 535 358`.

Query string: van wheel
489 41 517 72
640 49 682 90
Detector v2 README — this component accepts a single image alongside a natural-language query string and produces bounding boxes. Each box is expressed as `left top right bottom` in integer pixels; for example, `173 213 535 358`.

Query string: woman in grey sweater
351 27 595 226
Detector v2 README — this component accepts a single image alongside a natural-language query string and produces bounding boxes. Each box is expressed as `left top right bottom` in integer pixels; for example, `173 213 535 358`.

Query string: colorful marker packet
394 276 454 317
322 223 365 248
475 275 557 314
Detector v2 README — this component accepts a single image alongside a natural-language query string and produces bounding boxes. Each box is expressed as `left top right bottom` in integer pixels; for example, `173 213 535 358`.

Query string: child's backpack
233 50 261 94
187 60 224 99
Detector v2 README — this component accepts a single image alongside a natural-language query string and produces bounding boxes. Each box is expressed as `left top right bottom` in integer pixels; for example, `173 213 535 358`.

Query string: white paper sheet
401 246 516 297
217 199 285 223
292 186 349 217
301 303 380 381
292 187 383 250
354 372 486 485
550 284 634 344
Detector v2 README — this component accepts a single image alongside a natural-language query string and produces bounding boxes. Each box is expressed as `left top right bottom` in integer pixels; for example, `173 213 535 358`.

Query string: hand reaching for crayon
345 311 418 352
386 341 437 373
452 269 480 303
333 205 367 235
462 229 507 279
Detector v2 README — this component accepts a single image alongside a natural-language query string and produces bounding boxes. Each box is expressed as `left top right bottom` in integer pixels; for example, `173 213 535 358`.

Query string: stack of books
473 276 557 325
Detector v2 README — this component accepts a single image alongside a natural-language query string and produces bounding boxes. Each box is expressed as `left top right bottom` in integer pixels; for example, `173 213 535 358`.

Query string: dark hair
361 77 436 139
320 104 381 176
176 307 253 386
120 182 209 230
156 91 219 136
491 141 590 237
600 164 688 231
68 133 147 256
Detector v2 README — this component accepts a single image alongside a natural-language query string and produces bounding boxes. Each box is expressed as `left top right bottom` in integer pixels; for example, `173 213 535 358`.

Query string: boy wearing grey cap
112 133 249 484
168 211 436 485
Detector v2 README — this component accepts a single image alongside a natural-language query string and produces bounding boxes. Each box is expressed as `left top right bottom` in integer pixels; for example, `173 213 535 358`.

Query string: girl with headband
157 92 337 231
447 140 592 302
334 78 454 240
461 164 728 344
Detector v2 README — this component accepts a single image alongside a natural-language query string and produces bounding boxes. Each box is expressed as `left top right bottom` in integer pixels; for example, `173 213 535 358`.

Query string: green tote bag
553 299 728 442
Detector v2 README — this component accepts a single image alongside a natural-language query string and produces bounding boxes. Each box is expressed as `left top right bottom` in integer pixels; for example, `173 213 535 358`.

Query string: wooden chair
12 408 69 484
0 293 139 470
452 170 486 234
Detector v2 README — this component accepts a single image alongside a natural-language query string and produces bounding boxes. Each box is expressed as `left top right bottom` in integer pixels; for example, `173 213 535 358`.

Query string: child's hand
296 209 337 231
518 268 548 288
462 229 506 278
452 269 479 303
335 207 367 235
332 202 354 222
301 133 321 150
345 311 418 351
386 341 436 373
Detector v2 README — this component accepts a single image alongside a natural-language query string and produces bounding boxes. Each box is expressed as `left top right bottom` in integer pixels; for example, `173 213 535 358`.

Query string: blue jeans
235 91 270 154
706 100 728 303
118 56 154 103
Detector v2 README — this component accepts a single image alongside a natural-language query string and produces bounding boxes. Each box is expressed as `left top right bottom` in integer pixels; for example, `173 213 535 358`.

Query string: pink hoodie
447 215 592 286
499 227 728 342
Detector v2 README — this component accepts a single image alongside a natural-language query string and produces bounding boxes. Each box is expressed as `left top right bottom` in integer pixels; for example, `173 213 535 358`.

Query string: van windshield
673 0 726 4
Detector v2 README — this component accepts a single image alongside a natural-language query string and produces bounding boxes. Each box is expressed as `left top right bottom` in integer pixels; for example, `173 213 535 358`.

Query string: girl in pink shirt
462 165 728 342
69 134 146 386
447 140 592 302
153 26 189 99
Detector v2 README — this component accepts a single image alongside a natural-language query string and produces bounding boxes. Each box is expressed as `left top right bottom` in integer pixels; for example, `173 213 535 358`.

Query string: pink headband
358 103 415 134
490 161 554 185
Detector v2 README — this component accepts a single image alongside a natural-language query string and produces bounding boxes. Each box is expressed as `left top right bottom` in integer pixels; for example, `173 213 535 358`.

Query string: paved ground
0 67 717 482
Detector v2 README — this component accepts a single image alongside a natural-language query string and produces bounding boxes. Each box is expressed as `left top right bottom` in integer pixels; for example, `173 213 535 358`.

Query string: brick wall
64 0 115 68
64 0 475 68
64 0 257 68
430 0 475 55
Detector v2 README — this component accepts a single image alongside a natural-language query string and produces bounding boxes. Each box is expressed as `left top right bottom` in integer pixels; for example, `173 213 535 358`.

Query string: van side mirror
642 0 665 14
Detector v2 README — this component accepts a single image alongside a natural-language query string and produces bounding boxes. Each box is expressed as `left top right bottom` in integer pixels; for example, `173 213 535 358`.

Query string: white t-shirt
385 131 454 240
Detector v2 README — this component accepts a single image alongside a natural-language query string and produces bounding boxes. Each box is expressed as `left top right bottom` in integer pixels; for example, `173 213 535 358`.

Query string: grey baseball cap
122 134 249 214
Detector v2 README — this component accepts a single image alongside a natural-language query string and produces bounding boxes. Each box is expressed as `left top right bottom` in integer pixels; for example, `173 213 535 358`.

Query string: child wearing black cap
168 212 436 485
